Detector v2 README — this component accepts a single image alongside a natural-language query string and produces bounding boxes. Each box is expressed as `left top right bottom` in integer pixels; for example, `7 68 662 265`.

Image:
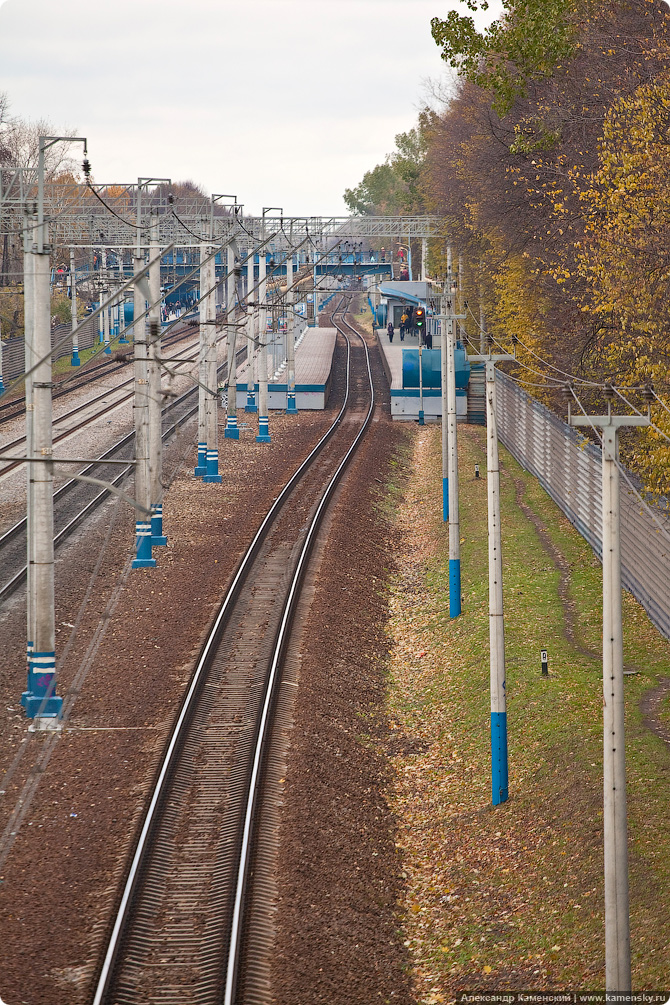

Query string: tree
343 111 436 216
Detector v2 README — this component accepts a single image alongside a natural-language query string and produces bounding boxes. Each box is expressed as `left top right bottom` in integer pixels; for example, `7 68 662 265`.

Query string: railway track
0 320 199 427
0 343 245 602
91 296 375 1005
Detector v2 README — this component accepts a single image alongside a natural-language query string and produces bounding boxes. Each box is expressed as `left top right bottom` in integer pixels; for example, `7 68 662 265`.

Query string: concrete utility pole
285 249 297 414
21 217 62 722
131 248 154 568
446 310 461 618
224 242 239 439
0 314 3 393
70 247 80 365
195 238 209 475
102 262 111 355
421 237 428 281
21 133 85 721
23 209 36 699
202 243 221 482
570 390 649 996
256 251 271 442
148 215 167 537
469 347 515 804
245 251 257 412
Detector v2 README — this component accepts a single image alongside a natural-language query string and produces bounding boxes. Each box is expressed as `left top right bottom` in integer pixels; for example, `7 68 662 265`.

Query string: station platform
236 325 337 410
375 330 471 422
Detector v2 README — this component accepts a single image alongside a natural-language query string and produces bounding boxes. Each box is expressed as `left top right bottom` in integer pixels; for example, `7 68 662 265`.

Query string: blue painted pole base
449 558 461 618
245 391 257 413
491 711 509 805
104 344 111 355
194 442 207 477
256 415 271 443
118 335 129 344
224 416 240 440
71 350 81 367
131 520 156 569
151 505 168 546
21 651 63 719
286 392 298 415
443 477 449 522
418 410 425 426
203 449 223 483
0 377 4 392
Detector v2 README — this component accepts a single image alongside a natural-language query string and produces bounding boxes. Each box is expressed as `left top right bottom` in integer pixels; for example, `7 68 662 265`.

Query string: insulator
561 381 573 400
603 382 615 400
642 381 655 403
82 159 91 178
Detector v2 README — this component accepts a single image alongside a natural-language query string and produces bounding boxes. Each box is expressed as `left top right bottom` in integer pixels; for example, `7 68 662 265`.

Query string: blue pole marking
151 503 168 545
491 711 509 805
286 391 298 415
449 558 461 618
224 415 240 441
71 348 81 366
245 386 257 413
131 520 156 569
21 650 63 718
418 410 425 426
443 476 449 522
256 416 271 444
194 441 207 477
203 449 223 483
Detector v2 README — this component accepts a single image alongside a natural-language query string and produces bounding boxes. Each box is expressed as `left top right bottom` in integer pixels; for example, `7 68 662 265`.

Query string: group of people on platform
386 311 432 348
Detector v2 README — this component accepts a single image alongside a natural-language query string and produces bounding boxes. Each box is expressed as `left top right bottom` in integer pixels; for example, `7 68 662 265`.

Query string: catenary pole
446 302 461 617
245 252 257 412
70 247 80 365
285 249 297 413
256 250 271 442
570 395 648 995
485 358 507 803
469 347 515 803
23 210 36 692
131 245 155 568
195 237 209 474
148 214 167 537
21 219 62 722
224 242 239 439
202 241 222 482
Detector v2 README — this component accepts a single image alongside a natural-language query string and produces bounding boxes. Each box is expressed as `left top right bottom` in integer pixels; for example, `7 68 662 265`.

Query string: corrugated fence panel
495 370 670 640
1 320 97 382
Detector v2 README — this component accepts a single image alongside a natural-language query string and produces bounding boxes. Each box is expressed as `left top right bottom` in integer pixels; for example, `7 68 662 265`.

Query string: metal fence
1 319 98 382
495 370 670 640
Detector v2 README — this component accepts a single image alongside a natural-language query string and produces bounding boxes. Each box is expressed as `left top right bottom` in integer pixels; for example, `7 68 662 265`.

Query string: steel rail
223 299 375 1003
0 322 198 425
0 334 205 478
90 294 371 1005
0 347 246 602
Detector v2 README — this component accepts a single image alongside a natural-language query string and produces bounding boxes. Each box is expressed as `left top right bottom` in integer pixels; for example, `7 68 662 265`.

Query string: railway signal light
416 307 425 333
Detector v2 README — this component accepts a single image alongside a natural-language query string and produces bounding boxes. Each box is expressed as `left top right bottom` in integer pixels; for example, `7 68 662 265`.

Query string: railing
495 370 670 640
1 319 98 382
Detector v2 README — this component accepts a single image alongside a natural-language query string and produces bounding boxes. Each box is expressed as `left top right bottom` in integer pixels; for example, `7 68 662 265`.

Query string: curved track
91 296 375 1005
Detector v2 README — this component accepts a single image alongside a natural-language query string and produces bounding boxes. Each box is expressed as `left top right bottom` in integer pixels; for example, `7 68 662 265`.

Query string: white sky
0 0 502 217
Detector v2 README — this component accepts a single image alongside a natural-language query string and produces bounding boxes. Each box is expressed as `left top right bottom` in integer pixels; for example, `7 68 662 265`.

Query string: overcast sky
0 0 502 217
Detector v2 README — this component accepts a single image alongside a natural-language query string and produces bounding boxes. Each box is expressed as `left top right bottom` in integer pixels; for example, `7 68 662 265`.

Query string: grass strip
385 423 670 1003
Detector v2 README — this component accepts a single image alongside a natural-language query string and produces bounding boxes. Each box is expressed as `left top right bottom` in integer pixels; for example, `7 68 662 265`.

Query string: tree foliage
343 111 436 216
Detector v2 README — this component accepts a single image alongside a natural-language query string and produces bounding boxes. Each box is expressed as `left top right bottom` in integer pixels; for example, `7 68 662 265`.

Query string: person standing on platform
387 321 394 342
400 312 408 340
